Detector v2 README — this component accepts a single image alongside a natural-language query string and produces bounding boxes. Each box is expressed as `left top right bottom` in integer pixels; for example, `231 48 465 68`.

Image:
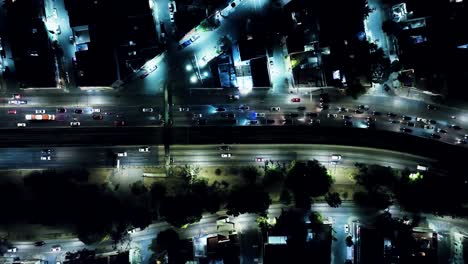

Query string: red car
7 109 17 114
255 157 263 162
291 98 301 102
114 120 125 126
13 94 21 99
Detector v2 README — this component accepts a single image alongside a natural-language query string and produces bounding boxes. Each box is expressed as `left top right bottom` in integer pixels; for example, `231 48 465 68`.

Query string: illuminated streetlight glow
203 71 209 77
190 75 197 83
186 64 193 71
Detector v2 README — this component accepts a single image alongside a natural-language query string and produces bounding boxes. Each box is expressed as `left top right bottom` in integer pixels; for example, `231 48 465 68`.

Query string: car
8 100 27 105
41 155 51 161
257 113 266 117
117 152 127 157
227 94 240 101
8 109 16 114
430 133 441 139
406 122 415 127
168 2 176 12
306 112 319 118
318 104 329 110
344 224 349 234
401 115 411 121
216 107 226 112
74 109 83 114
286 113 299 118
327 113 338 118
387 112 397 118
35 110 46 114
456 138 467 145
13 93 21 99
344 120 353 127
249 120 258 125
7 247 17 253
227 113 236 119
366 116 376 122
238 105 250 111
56 107 66 113
138 147 150 152
390 119 400 124
291 98 301 102
197 119 207 125
221 153 231 158
219 146 231 151
139 72 150 79
284 119 293 125
42 149 52 155
297 106 306 111
169 12 175 22
51 246 61 252
372 111 381 116
449 124 462 130
270 106 280 111
266 119 275 124
331 154 342 161
269 60 274 66
92 114 103 120
357 104 370 110
70 121 80 127
366 121 376 129
92 108 101 113
35 241 46 247
17 123 26 127
310 119 320 125
114 120 125 126
142 108 154 113
354 109 364 114
178 107 190 112
193 113 202 118
342 115 352 120
427 104 437 110
428 119 437 125
436 128 447 134
337 107 348 112
255 157 263 162
423 124 433 129
189 34 200 43
400 127 412 133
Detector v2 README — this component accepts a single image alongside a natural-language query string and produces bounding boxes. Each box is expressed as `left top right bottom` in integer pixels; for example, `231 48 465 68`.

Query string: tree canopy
285 160 333 198
225 184 271 216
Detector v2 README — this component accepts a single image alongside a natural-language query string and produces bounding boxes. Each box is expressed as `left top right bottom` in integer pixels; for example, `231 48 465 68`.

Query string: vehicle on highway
449 124 462 130
428 119 437 124
436 128 447 134
227 113 235 119
327 113 338 118
257 113 266 117
401 115 411 121
216 107 226 112
291 98 301 102
7 109 16 114
26 114 55 121
331 154 342 161
117 152 127 157
342 115 352 120
227 94 239 101
17 123 26 127
297 106 306 111
7 247 17 253
35 109 46 114
310 119 320 125
387 112 397 118
197 119 207 125
337 107 348 112
169 12 175 22
270 106 280 111
74 109 83 114
142 108 153 113
256 157 263 162
318 103 329 110
417 164 429 171
70 121 80 127
34 241 46 246
8 100 27 105
266 119 275 124
366 121 376 129
406 122 415 127
249 120 258 125
344 224 349 233
238 105 249 111
286 113 299 118
41 155 51 161
389 119 399 124
139 147 150 152
400 127 412 133
456 138 467 145
372 111 381 116
56 108 66 113
51 246 61 252
178 107 190 112
221 153 232 158
114 120 125 126
306 112 319 118
92 108 101 113
218 145 231 151
423 124 433 129
357 104 369 110
193 113 202 118
427 104 437 110
354 109 364 114
430 133 441 139
344 120 353 127
13 93 21 99
92 114 103 120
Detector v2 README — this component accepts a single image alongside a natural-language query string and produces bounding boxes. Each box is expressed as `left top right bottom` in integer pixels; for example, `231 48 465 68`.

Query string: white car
142 108 153 113
344 224 349 234
117 152 127 157
169 12 174 22
17 123 27 127
35 110 46 114
8 100 27 105
221 153 232 158
70 121 80 127
51 246 61 252
270 107 280 112
7 247 17 253
41 155 51 161
92 108 101 113
331 154 342 161
138 147 150 152
179 107 190 112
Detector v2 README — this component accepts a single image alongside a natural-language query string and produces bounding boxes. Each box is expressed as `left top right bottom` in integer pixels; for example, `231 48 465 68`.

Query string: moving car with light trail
25 114 55 121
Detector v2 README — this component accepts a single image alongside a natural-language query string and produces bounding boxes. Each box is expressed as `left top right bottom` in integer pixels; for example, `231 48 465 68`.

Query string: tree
150 183 167 219
325 192 342 208
263 168 284 187
149 229 181 264
190 179 222 214
279 189 292 205
160 194 203 228
225 185 271 216
131 181 148 196
241 166 261 184
285 160 333 198
353 164 396 192
273 210 307 247
346 80 367 99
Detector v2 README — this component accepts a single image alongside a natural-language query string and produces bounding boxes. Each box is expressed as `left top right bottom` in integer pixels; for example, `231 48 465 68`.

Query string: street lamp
190 75 197 83
186 64 193 71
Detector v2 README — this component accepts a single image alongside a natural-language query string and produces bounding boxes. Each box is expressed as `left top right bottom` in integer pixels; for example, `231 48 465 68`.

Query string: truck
25 114 56 121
